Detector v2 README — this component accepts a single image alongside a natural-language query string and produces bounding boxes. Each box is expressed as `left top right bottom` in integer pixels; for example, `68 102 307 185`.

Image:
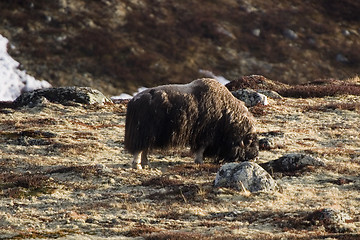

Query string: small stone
252 28 261 37
95 164 112 174
168 175 182 180
283 28 298 40
259 138 273 150
342 29 350 36
336 54 349 63
158 188 167 194
45 15 52 23
214 162 281 193
139 218 149 224
111 218 119 224
85 218 96 224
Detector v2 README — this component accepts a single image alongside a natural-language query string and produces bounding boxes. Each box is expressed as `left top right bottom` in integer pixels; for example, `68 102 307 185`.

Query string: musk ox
125 78 258 169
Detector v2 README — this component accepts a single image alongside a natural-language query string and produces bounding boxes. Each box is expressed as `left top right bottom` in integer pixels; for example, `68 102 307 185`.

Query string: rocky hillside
0 0 359 96
0 77 359 239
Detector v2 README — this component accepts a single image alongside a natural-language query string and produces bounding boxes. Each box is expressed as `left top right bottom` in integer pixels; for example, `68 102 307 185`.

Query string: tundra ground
0 94 359 239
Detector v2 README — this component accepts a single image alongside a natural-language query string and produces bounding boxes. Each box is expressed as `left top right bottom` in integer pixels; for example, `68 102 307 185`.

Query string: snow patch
111 86 147 100
0 34 51 101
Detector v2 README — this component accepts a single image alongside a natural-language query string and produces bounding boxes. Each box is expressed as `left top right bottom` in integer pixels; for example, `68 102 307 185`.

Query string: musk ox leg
194 147 205 164
141 149 150 168
132 151 142 169
132 150 149 169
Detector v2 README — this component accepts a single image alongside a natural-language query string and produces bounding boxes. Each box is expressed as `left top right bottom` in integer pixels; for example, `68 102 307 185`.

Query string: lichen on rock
261 153 325 173
214 161 281 193
13 87 112 108
231 88 268 107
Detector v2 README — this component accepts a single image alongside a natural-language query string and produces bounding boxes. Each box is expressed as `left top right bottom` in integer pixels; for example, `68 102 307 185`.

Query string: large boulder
214 162 281 193
13 87 112 108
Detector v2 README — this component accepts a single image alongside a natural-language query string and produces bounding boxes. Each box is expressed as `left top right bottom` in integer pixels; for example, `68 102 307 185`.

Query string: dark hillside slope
0 0 359 96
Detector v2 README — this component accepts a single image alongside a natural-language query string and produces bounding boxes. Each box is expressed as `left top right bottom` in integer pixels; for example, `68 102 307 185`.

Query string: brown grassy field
0 79 359 239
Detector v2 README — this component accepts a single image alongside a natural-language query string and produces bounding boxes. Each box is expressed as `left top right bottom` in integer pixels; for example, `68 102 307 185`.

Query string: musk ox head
227 132 259 162
202 115 259 163
125 78 259 169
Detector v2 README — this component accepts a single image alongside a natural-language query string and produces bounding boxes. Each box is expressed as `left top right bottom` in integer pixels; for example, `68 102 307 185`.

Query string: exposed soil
1 78 359 239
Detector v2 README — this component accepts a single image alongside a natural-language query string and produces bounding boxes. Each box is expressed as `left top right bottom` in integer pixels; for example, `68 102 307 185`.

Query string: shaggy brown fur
125 78 258 169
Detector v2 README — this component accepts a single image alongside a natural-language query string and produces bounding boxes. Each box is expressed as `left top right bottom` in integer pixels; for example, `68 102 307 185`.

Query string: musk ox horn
124 78 259 169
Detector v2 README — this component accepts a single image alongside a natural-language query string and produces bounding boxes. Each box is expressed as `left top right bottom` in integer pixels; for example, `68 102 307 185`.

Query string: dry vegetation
227 75 360 99
0 0 359 238
0 78 359 239
0 0 359 95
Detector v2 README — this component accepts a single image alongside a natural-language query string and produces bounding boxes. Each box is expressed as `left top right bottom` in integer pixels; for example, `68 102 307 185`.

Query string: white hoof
132 163 143 170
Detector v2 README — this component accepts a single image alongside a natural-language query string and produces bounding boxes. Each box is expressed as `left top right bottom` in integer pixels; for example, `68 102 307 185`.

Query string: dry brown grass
144 231 211 240
167 163 220 176
1 89 359 238
124 225 163 237
11 231 79 239
227 75 360 99
147 182 212 203
142 175 183 188
0 172 55 198
47 165 103 177
278 85 360 98
304 102 360 112
250 105 272 117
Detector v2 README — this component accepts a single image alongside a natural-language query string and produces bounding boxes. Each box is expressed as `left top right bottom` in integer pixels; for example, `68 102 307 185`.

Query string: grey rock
261 153 325 173
214 162 281 193
231 88 268 107
336 54 349 63
342 29 350 36
216 25 236 39
85 218 96 224
139 218 150 224
259 138 274 150
308 208 354 233
252 28 261 37
14 87 112 108
95 164 112 174
315 208 351 225
283 28 298 40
